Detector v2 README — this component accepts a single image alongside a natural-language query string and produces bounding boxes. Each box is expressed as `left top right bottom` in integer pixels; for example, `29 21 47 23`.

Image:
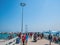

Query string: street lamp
25 25 28 33
20 3 26 33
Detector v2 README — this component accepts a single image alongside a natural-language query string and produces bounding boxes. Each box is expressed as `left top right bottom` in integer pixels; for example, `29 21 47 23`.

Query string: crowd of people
12 32 60 45
16 33 29 45
16 32 44 45
32 33 44 42
48 34 60 44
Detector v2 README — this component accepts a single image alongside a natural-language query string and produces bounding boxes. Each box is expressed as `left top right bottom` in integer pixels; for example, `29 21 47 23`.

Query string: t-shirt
48 35 52 40
26 35 28 41
22 35 26 42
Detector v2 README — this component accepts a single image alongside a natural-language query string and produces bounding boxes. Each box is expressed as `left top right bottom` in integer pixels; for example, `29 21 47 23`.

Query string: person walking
58 37 60 45
22 34 26 45
33 33 37 42
37 32 40 40
16 34 20 44
48 34 52 45
25 33 28 45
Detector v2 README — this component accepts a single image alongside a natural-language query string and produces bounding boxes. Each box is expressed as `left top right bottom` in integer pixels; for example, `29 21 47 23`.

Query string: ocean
0 33 17 39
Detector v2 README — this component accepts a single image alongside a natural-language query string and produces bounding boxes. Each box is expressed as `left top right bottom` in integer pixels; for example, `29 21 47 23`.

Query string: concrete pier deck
15 38 59 45
0 38 59 45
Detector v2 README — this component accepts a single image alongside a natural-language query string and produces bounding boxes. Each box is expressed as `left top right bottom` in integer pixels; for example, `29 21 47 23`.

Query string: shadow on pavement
31 41 37 42
45 44 49 45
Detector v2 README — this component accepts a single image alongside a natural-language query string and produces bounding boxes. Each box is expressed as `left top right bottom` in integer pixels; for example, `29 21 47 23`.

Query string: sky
0 0 60 32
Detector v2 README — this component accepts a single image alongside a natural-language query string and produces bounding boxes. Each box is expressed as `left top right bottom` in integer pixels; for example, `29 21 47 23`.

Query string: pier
0 37 59 45
15 38 59 45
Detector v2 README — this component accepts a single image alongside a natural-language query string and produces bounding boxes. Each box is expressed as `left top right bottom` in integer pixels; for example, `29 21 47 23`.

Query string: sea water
0 33 17 39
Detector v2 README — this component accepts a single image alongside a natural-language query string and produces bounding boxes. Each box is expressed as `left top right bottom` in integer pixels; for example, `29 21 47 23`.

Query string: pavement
15 38 59 45
0 40 7 45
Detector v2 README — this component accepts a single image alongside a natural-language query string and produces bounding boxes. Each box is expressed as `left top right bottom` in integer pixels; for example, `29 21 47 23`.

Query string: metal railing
5 37 18 45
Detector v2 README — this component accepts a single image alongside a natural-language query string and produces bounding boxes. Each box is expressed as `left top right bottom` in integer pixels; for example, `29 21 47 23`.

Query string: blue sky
0 0 60 32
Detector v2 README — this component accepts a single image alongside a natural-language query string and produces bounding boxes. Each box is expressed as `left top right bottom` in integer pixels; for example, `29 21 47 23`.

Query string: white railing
5 37 18 45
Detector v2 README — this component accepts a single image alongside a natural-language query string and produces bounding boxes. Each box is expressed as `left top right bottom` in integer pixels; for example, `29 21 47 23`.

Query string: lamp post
20 3 26 33
49 30 52 45
25 25 28 33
